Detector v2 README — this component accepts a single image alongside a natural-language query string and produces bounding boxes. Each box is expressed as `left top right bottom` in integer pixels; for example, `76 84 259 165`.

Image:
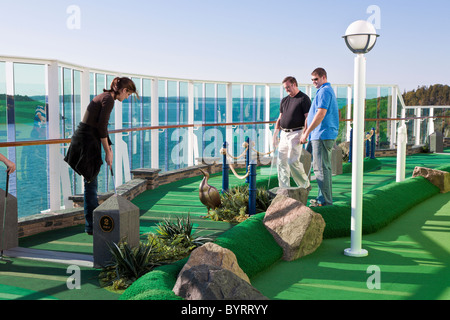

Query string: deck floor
0 152 449 300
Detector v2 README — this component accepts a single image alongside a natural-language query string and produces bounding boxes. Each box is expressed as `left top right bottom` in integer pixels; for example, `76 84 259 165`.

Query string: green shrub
206 185 272 223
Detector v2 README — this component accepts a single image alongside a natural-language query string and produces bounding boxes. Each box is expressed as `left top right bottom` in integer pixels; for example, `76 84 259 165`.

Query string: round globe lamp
343 20 379 54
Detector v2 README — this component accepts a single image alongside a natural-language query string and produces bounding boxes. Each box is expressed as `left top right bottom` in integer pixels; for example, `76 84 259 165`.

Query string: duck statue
198 168 221 213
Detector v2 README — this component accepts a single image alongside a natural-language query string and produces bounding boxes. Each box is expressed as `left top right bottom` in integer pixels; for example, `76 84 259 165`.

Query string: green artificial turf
342 158 382 174
252 191 450 300
314 175 440 238
2 151 447 300
120 263 186 300
121 174 442 300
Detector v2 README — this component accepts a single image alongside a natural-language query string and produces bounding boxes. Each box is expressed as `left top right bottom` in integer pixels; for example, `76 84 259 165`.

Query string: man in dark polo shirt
272 76 311 189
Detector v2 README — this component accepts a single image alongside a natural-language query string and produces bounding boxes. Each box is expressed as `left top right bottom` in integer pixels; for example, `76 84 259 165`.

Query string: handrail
1 116 448 149
0 120 276 148
340 115 450 122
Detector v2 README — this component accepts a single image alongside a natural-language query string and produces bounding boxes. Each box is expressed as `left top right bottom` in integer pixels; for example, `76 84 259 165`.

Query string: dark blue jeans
84 177 98 233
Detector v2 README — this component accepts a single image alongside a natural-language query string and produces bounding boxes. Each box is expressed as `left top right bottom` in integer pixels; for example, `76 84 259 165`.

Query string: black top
82 92 115 139
279 91 311 129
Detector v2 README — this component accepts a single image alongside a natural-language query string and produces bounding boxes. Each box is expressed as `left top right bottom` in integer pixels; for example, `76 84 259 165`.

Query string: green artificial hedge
435 163 450 173
314 175 440 239
121 164 444 300
342 158 382 174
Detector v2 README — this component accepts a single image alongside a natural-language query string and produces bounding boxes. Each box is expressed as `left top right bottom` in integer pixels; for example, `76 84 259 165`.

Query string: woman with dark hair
65 77 139 235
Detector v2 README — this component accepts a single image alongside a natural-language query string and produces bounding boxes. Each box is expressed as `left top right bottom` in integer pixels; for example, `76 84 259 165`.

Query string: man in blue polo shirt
300 68 339 206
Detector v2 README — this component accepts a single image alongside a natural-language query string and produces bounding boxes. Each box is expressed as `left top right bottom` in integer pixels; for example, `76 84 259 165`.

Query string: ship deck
1 150 449 301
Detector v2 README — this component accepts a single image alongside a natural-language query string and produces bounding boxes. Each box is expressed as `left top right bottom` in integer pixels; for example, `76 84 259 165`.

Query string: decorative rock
263 194 326 261
173 264 268 300
178 242 250 284
268 187 310 205
412 166 450 193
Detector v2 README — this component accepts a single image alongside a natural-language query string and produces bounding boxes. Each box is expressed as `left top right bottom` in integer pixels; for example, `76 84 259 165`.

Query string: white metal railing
0 54 436 218
402 105 450 145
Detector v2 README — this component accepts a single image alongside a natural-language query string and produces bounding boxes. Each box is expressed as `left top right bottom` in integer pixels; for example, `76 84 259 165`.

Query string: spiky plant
100 239 158 290
155 213 211 248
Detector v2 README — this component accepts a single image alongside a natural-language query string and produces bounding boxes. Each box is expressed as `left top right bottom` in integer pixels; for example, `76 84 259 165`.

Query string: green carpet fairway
251 192 450 300
131 169 248 240
0 257 121 300
18 225 93 255
0 284 57 300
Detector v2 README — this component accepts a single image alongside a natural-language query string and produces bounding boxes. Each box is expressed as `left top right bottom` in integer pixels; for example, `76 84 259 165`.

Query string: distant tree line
403 84 450 106
0 94 36 101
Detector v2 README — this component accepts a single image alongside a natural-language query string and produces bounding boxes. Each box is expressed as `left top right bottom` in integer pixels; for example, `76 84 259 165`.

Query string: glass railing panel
231 84 241 123
15 144 48 217
142 79 152 169
217 84 226 123
193 82 203 123
255 85 265 122
73 70 82 128
243 85 254 122
63 67 73 139
376 86 391 148
404 108 416 145
434 107 450 137
364 87 378 147
269 85 281 121
179 81 189 125
420 108 430 145
205 83 216 124
336 86 350 144
13 63 47 142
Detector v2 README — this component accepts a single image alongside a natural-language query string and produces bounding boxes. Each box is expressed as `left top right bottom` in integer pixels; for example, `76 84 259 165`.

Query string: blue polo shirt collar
318 82 331 91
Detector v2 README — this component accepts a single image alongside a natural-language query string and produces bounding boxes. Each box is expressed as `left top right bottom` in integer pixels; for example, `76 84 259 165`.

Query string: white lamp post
343 20 379 257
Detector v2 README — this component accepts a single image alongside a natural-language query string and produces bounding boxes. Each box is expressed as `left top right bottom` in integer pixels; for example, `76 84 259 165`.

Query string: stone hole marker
93 194 140 268
429 131 444 153
0 188 18 253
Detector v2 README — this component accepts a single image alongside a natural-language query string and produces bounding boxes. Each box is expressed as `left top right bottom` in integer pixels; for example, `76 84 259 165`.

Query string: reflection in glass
14 63 46 142
13 63 48 217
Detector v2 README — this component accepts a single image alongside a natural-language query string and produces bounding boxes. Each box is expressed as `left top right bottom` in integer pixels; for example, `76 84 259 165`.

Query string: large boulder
268 186 310 205
176 242 250 283
263 194 325 261
173 264 268 300
412 166 450 193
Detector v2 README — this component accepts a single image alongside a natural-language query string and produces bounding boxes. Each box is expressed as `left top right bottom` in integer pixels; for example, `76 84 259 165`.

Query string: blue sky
0 0 449 92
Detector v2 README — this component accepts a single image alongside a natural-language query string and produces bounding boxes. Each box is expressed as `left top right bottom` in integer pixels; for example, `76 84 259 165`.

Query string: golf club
109 165 117 195
1 173 10 261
